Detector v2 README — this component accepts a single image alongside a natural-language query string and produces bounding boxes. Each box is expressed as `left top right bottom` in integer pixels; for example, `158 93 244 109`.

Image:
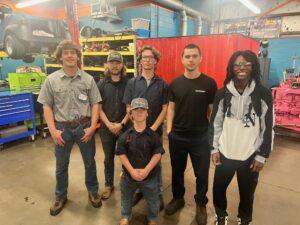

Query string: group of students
37 40 273 225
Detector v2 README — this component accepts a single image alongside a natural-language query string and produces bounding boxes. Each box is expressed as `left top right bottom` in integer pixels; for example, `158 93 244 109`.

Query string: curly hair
55 40 81 64
137 45 160 63
224 50 262 85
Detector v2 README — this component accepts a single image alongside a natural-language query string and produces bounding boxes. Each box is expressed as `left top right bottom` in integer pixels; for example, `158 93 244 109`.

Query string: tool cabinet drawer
0 92 34 125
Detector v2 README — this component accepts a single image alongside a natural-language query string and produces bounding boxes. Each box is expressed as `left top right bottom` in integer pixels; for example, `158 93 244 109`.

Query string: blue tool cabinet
0 91 36 148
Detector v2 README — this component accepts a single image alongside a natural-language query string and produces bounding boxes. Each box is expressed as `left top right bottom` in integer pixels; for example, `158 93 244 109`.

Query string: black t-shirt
169 73 217 134
116 127 165 180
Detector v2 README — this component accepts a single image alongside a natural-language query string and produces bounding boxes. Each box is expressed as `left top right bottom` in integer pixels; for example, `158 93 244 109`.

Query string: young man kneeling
116 98 164 225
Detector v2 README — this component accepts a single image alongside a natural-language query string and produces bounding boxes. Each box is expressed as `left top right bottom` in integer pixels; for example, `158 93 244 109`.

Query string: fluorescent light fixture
238 0 261 14
16 0 50 8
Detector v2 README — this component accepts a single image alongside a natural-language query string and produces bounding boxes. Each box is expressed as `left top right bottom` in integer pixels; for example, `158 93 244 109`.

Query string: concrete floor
0 133 299 225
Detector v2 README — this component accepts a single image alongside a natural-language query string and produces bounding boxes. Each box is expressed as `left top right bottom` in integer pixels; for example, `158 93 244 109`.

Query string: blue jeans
99 127 118 187
54 122 99 200
168 131 210 206
120 173 160 221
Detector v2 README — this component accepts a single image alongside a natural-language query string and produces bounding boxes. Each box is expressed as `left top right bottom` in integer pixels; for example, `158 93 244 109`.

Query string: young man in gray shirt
38 40 102 216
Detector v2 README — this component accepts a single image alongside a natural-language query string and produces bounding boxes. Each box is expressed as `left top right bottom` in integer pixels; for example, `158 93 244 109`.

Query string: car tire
4 34 25 59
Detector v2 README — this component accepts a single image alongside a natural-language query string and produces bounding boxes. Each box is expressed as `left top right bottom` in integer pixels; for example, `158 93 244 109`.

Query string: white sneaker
214 214 228 225
238 218 251 225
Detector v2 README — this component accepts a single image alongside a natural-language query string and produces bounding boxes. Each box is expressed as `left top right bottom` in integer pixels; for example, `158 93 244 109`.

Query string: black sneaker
164 198 185 215
196 205 207 225
215 214 228 225
238 218 251 225
50 198 68 216
132 192 143 206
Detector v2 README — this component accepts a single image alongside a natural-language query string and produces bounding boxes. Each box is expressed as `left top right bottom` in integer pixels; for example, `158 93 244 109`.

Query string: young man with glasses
123 45 168 210
209 50 273 225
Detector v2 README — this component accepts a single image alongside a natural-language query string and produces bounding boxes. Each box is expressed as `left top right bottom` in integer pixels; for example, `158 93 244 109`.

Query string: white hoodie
209 80 273 162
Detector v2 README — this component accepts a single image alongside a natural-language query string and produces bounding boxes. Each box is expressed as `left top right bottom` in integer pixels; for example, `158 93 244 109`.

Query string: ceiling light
238 0 261 14
16 0 50 8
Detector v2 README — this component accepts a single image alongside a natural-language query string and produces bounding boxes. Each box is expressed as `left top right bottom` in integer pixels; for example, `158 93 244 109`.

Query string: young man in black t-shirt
165 44 217 225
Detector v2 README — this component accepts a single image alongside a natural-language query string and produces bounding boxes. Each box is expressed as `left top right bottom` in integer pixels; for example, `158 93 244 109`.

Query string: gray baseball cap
130 98 149 110
107 51 123 62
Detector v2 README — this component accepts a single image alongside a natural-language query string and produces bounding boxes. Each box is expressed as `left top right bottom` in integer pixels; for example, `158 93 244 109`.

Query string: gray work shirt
37 68 101 122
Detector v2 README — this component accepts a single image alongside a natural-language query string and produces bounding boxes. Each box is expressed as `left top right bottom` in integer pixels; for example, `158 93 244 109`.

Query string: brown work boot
88 192 102 208
148 220 158 225
164 198 185 215
50 198 68 216
101 186 114 200
196 205 207 225
119 218 129 225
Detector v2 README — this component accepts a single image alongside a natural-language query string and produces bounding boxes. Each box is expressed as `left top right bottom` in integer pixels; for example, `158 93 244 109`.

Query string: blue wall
187 18 195 36
79 4 208 38
150 5 179 37
148 4 209 37
267 38 300 87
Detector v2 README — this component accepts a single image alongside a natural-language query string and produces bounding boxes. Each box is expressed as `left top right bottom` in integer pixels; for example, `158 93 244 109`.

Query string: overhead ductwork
151 0 210 20
196 16 202 35
180 10 187 36
111 0 210 36
151 0 208 35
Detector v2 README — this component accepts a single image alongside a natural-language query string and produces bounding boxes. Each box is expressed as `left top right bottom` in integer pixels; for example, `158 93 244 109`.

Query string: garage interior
0 1 300 225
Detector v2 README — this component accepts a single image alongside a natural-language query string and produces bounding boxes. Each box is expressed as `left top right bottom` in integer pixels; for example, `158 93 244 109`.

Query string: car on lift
0 4 71 63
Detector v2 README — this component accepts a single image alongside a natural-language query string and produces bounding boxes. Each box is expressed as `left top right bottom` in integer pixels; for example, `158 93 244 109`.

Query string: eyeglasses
233 63 252 69
141 55 155 60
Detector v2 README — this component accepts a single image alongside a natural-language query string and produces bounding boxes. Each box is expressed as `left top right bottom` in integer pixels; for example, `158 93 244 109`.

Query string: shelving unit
0 51 8 58
9 35 137 80
80 35 137 81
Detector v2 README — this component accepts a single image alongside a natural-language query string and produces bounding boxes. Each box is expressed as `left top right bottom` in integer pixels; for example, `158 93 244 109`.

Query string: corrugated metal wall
150 4 180 37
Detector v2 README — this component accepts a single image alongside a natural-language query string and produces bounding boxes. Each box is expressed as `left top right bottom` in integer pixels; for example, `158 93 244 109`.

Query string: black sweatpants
213 153 259 222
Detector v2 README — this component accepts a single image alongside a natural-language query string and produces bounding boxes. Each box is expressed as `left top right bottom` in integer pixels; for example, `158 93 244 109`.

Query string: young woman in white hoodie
209 50 273 225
